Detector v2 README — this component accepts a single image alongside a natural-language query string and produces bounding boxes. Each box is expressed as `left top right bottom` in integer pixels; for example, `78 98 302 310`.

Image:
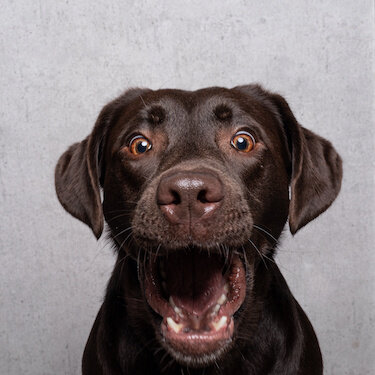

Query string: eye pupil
236 137 248 150
137 140 148 153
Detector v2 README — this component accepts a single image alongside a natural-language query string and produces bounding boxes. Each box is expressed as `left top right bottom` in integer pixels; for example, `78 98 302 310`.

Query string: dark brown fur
55 84 342 374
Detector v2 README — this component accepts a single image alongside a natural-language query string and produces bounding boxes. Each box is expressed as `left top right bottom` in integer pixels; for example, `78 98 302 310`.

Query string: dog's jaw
142 249 247 367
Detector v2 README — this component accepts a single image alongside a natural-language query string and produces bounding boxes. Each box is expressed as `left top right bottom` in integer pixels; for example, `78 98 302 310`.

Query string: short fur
55 84 342 374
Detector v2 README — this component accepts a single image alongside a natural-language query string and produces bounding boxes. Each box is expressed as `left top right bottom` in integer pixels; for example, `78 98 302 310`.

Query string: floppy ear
55 88 148 238
55 110 108 238
269 92 343 234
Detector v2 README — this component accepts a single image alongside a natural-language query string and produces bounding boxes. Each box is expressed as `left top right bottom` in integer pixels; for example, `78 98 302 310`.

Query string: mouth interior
166 251 226 315
145 249 246 357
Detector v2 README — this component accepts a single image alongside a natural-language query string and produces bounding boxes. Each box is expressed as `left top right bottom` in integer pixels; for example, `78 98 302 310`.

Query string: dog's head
55 85 342 367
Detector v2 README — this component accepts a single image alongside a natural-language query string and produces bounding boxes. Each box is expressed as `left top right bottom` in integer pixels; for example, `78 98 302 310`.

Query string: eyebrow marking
147 106 165 125
213 104 232 121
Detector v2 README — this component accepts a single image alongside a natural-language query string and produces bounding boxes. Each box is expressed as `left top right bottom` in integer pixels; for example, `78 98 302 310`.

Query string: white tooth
175 307 183 316
224 283 229 293
217 293 227 305
169 297 183 316
212 316 228 331
167 317 183 333
213 304 221 314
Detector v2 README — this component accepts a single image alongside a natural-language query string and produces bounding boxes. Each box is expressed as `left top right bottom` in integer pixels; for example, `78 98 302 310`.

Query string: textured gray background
0 1 374 374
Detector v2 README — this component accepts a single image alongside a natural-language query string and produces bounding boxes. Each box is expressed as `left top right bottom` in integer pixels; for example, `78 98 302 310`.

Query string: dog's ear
55 107 110 239
55 88 148 238
268 91 343 234
233 84 342 234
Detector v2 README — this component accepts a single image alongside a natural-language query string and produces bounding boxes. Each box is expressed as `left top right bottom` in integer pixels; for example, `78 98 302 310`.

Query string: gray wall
0 1 374 374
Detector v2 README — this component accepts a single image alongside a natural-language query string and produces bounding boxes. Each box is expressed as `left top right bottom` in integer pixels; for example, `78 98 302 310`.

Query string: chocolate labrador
55 84 342 374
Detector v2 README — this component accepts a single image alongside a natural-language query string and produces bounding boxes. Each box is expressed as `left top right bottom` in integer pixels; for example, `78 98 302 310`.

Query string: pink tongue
166 251 225 314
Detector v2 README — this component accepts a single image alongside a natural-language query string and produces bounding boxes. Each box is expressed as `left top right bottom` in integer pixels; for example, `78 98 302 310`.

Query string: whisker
118 296 144 303
227 245 234 272
153 346 164 357
160 354 175 373
241 245 249 275
236 347 246 362
137 249 141 281
214 359 220 371
117 230 134 252
253 224 278 243
143 248 148 279
105 204 139 214
111 226 133 243
248 239 268 269
106 212 133 222
119 256 128 282
153 243 162 262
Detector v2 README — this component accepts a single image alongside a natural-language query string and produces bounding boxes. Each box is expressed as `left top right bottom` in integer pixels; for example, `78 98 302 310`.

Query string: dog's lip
161 316 235 360
143 251 246 360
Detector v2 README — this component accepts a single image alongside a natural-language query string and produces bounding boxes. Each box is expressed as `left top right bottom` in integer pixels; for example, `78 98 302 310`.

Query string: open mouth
144 249 246 365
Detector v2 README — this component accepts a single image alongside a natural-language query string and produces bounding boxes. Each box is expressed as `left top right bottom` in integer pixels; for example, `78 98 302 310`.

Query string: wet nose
157 171 224 224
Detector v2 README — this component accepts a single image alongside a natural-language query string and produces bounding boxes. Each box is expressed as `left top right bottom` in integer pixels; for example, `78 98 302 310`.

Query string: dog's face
55 85 342 368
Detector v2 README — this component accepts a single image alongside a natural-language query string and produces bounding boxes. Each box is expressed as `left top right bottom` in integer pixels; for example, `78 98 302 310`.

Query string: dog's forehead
139 87 252 119
128 87 276 137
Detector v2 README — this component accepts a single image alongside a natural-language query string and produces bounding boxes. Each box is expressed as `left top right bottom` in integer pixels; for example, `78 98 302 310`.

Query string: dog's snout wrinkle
157 171 224 226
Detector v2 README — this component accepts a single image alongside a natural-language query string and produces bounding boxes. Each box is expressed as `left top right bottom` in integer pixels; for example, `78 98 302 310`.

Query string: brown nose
157 171 224 224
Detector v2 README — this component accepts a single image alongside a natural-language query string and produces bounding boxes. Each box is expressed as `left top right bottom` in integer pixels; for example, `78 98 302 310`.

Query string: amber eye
231 131 255 152
129 135 152 155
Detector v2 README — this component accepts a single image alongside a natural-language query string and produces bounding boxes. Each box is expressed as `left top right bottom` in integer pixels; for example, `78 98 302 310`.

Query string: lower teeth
166 317 183 333
211 316 228 331
166 315 229 333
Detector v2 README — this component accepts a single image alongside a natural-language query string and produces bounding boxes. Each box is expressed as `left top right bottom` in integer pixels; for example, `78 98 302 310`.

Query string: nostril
170 190 181 205
197 189 209 204
196 184 224 204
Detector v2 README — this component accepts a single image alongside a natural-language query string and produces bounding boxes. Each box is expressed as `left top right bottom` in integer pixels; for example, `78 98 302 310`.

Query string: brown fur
55 84 342 374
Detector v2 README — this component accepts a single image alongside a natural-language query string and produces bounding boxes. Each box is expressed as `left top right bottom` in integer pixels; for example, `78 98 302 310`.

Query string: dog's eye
129 135 152 155
231 131 255 153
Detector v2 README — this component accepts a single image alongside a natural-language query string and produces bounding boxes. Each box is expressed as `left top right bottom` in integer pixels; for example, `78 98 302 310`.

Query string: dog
55 84 342 374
